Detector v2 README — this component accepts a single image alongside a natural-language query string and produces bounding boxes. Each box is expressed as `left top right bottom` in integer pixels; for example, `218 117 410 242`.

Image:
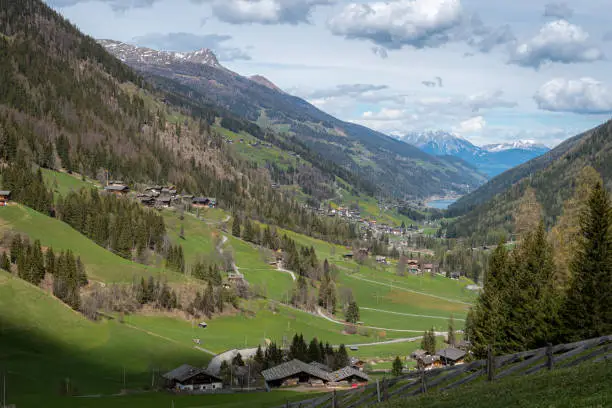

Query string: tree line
2 234 87 310
467 168 612 357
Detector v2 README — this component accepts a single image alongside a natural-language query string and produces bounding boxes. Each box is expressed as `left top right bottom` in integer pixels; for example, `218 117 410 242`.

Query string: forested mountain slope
100 40 487 198
0 0 354 242
447 119 612 241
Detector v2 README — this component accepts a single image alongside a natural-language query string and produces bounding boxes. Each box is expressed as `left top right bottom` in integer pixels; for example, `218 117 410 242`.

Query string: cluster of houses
410 340 471 370
102 181 217 210
164 353 369 394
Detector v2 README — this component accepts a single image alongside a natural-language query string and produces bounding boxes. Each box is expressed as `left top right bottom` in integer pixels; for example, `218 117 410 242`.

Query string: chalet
328 366 369 386
375 256 388 264
262 360 369 389
192 197 211 208
0 190 11 206
350 357 365 372
416 354 441 370
262 359 330 388
436 347 466 366
423 264 435 273
342 253 354 259
156 197 172 208
104 185 129 195
410 349 428 360
162 364 223 392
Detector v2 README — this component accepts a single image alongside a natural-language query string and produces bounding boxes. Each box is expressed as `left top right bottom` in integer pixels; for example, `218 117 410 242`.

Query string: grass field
0 205 186 283
385 361 612 408
0 270 209 406
33 390 321 408
42 168 98 197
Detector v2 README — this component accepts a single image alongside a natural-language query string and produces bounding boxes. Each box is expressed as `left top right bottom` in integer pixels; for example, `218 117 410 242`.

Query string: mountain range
99 40 487 199
398 131 550 177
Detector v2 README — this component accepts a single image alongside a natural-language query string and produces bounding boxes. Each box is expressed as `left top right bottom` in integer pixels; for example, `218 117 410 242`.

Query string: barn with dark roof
261 359 369 389
162 364 223 392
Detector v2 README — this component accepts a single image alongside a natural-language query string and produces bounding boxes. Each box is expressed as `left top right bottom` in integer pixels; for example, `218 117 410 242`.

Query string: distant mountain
99 39 226 70
100 40 487 199
398 131 550 177
447 120 612 241
483 140 549 153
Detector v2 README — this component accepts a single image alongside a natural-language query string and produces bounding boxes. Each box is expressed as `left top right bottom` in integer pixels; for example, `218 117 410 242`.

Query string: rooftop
436 347 467 361
162 364 221 383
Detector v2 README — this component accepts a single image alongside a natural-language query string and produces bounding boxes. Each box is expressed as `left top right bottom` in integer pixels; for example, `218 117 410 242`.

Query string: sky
45 0 612 147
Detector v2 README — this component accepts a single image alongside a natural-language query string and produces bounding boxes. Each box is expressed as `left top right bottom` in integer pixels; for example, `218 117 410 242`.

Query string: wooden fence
275 334 612 408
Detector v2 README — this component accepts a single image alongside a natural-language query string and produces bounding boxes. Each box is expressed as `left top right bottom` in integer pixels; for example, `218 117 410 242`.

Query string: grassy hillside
0 270 209 407
385 361 612 408
0 204 184 283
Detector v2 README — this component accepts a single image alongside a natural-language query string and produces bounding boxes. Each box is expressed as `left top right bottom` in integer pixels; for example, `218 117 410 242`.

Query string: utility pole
3 371 6 408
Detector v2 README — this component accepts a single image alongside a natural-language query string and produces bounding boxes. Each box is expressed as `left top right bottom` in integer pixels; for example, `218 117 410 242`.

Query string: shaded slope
448 120 612 240
0 270 209 405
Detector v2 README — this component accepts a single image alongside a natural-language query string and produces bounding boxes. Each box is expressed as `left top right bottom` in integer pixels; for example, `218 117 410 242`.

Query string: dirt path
277 266 296 281
123 323 216 355
360 307 466 322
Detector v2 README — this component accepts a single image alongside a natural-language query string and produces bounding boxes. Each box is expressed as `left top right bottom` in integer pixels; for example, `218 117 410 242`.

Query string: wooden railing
274 334 612 408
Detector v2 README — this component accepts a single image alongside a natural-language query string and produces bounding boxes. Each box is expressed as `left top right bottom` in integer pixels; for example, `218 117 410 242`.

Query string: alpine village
0 1 611 407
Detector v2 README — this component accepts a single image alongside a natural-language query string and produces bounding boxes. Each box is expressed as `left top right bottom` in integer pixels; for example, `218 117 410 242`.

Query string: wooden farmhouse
162 364 223 392
261 359 369 389
104 185 129 195
436 347 467 366
0 190 11 206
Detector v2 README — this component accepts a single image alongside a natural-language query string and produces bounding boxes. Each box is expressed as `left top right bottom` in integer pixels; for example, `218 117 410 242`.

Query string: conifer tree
346 301 360 324
0 252 10 271
560 182 612 341
232 215 241 237
447 315 456 347
334 344 349 370
307 338 321 364
392 356 403 376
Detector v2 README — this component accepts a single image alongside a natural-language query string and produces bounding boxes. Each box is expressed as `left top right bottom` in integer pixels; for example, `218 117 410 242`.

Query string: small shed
328 366 369 385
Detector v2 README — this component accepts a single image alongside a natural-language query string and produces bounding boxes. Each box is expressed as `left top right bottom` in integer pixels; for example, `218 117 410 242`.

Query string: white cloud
328 0 463 49
199 0 335 25
534 77 612 114
453 116 486 134
510 20 604 68
361 108 417 121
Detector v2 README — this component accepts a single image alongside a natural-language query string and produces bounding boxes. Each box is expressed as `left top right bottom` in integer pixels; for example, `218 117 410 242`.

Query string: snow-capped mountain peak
400 131 480 156
482 140 549 153
98 40 224 69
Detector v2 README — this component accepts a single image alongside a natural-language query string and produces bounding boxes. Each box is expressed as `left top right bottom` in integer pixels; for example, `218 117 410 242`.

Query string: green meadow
0 204 185 283
0 270 209 407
